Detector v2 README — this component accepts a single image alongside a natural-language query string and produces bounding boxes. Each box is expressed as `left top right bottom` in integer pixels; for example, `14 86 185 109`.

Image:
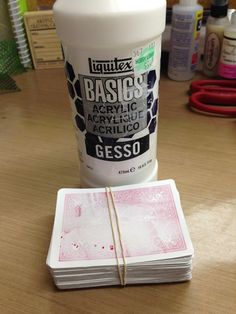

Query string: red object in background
192 53 198 65
189 80 236 116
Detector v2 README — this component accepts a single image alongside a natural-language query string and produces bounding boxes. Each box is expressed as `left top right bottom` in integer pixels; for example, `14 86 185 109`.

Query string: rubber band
105 187 127 286
105 187 123 285
109 188 127 285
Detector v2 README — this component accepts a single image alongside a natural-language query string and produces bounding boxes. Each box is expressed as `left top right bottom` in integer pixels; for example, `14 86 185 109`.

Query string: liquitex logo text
88 57 133 75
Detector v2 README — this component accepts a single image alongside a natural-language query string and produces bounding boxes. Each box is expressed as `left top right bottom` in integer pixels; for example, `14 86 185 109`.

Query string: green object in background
0 39 24 75
9 0 32 69
0 0 13 40
0 39 24 93
0 73 20 94
17 0 28 14
0 0 25 93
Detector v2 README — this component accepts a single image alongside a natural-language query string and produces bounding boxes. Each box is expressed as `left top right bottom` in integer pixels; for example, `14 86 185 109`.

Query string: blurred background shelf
167 0 236 8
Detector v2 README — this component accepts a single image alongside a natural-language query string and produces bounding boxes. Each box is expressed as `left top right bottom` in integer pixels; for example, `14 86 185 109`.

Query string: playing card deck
46 180 194 289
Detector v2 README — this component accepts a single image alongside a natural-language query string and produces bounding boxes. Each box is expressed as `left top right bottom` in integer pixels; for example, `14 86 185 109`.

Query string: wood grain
0 69 236 314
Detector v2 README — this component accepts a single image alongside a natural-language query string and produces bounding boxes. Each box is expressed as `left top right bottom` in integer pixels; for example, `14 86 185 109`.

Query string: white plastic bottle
218 11 236 78
53 0 166 187
203 0 229 77
168 0 203 81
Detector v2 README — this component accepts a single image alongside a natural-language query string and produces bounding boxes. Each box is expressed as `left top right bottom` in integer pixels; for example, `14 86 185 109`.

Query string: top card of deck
47 180 193 269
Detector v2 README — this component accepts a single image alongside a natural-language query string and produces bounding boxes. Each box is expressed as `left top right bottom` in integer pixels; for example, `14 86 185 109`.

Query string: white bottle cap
231 11 236 25
179 0 197 6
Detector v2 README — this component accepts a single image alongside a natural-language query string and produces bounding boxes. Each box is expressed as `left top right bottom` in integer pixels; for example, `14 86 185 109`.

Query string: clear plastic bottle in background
218 11 236 78
203 0 229 77
53 0 166 187
168 0 203 81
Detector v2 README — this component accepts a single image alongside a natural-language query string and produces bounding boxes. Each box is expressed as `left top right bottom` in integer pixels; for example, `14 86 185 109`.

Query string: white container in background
219 11 236 78
203 0 229 77
53 0 166 187
168 0 203 81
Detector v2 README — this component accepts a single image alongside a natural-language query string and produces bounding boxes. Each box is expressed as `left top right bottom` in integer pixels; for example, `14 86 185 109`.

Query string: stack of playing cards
46 180 194 289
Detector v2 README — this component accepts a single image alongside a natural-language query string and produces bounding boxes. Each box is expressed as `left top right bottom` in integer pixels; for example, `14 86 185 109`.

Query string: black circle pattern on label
65 61 158 143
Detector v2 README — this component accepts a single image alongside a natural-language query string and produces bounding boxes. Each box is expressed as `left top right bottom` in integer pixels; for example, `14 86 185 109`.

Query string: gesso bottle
168 0 203 81
219 11 236 79
203 0 229 77
53 0 166 187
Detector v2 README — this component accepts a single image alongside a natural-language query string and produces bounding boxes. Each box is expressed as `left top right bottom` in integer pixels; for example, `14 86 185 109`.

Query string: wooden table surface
0 69 235 314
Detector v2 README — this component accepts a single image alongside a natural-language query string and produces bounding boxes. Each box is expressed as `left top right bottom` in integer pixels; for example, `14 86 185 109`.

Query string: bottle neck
179 0 197 6
211 4 228 18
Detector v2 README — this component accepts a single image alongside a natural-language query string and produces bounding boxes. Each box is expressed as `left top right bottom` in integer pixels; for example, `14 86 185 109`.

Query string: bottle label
169 10 203 76
219 36 236 78
194 10 203 40
204 32 221 70
64 39 160 179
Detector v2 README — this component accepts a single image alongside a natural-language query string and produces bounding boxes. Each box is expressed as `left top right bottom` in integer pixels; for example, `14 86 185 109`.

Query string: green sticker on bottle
135 46 155 71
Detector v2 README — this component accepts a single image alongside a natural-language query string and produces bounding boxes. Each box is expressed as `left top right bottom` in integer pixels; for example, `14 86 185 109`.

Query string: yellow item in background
24 10 63 69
